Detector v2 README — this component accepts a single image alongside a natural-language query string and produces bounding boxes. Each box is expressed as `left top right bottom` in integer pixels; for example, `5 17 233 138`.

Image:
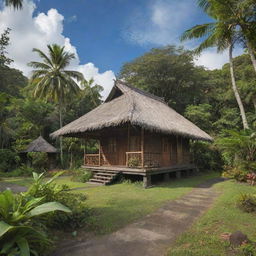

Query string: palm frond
180 23 216 41
32 48 54 68
28 61 52 70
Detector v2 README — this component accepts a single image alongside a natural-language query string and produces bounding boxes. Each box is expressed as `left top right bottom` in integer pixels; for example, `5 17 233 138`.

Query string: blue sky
35 0 211 74
0 0 243 97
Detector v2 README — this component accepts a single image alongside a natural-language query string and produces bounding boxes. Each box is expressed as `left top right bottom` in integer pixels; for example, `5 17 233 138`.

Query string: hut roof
23 136 57 153
51 80 213 142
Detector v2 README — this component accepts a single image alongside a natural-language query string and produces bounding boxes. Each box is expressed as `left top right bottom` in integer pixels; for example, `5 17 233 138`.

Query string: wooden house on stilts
51 80 213 187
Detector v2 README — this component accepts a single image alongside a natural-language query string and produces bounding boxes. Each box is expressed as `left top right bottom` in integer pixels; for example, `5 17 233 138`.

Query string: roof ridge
116 80 166 104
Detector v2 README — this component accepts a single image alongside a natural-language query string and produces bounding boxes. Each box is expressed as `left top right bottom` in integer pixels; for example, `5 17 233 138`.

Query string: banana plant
0 189 71 255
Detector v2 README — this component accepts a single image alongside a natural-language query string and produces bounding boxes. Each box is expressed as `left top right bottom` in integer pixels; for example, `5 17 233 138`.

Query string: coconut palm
181 2 249 129
198 0 256 73
29 44 84 164
4 0 23 9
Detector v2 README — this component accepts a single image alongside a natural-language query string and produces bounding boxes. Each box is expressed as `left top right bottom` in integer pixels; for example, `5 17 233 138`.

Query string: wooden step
88 170 120 186
89 178 107 184
94 175 112 180
95 172 116 177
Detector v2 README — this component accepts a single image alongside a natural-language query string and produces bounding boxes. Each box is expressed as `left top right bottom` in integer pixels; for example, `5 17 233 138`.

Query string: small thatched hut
23 136 57 153
51 80 212 187
22 136 57 168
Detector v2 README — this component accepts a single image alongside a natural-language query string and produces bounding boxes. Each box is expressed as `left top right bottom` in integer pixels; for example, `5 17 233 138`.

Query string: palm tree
29 44 84 164
81 78 103 107
198 0 256 72
181 1 249 130
4 0 23 9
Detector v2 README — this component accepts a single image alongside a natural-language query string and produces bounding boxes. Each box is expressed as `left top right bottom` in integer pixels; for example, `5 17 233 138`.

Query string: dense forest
1 42 255 175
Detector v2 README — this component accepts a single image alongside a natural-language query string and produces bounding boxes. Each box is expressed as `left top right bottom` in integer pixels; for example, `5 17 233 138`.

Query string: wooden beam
99 139 101 166
141 128 144 167
143 174 151 188
126 124 130 166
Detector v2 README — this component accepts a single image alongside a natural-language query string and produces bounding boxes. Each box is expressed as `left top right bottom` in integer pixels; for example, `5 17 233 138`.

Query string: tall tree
181 2 249 129
119 46 205 113
0 28 13 67
198 0 256 73
29 44 84 164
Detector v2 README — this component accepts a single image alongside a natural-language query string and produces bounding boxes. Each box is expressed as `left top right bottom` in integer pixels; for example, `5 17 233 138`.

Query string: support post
143 175 151 188
98 139 101 166
176 171 181 179
164 172 170 182
141 128 144 167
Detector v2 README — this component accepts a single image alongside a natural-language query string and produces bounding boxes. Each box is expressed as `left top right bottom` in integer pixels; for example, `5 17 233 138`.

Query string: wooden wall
93 126 191 167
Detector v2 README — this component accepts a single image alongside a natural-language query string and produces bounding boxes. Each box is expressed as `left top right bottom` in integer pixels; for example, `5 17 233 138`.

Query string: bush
27 152 48 171
0 149 20 172
216 129 256 173
237 193 256 213
6 164 35 177
223 168 250 182
0 186 70 255
47 192 89 230
190 141 224 172
127 157 140 167
27 172 89 230
71 168 93 183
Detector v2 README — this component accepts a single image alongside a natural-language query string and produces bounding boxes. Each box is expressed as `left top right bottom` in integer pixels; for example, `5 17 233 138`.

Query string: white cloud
77 63 115 99
123 0 245 70
123 0 196 46
194 47 245 70
0 0 115 98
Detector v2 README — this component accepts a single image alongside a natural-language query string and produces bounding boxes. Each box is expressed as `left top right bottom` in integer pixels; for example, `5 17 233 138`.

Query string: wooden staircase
88 171 120 185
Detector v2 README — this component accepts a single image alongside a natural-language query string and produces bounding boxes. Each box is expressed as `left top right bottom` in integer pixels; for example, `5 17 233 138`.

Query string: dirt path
0 182 27 193
54 177 224 256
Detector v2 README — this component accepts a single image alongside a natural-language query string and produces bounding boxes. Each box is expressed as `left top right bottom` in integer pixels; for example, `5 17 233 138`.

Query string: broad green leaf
28 202 71 217
0 221 13 238
23 196 44 214
17 237 30 256
45 171 64 185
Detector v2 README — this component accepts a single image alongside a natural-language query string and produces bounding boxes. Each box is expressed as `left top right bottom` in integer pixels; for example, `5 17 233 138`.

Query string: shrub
237 193 256 213
27 172 89 230
27 152 48 172
246 173 256 186
8 164 35 177
47 192 89 230
71 168 93 183
222 168 249 182
0 189 71 255
0 149 20 172
128 157 140 167
239 243 256 256
216 129 256 173
190 141 224 172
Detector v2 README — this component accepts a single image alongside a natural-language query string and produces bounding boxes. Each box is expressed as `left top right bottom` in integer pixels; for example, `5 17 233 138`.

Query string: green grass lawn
1 171 218 235
168 180 256 256
1 176 89 189
76 172 219 234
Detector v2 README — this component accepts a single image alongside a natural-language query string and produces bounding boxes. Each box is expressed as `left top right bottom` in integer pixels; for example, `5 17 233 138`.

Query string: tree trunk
246 41 256 73
59 103 63 166
229 45 249 130
253 97 256 113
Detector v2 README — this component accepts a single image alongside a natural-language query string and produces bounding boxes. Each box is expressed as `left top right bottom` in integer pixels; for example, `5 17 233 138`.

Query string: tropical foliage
0 175 71 255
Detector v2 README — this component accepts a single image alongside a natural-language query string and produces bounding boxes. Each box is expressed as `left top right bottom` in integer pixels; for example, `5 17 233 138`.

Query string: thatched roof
51 80 213 142
23 136 57 153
